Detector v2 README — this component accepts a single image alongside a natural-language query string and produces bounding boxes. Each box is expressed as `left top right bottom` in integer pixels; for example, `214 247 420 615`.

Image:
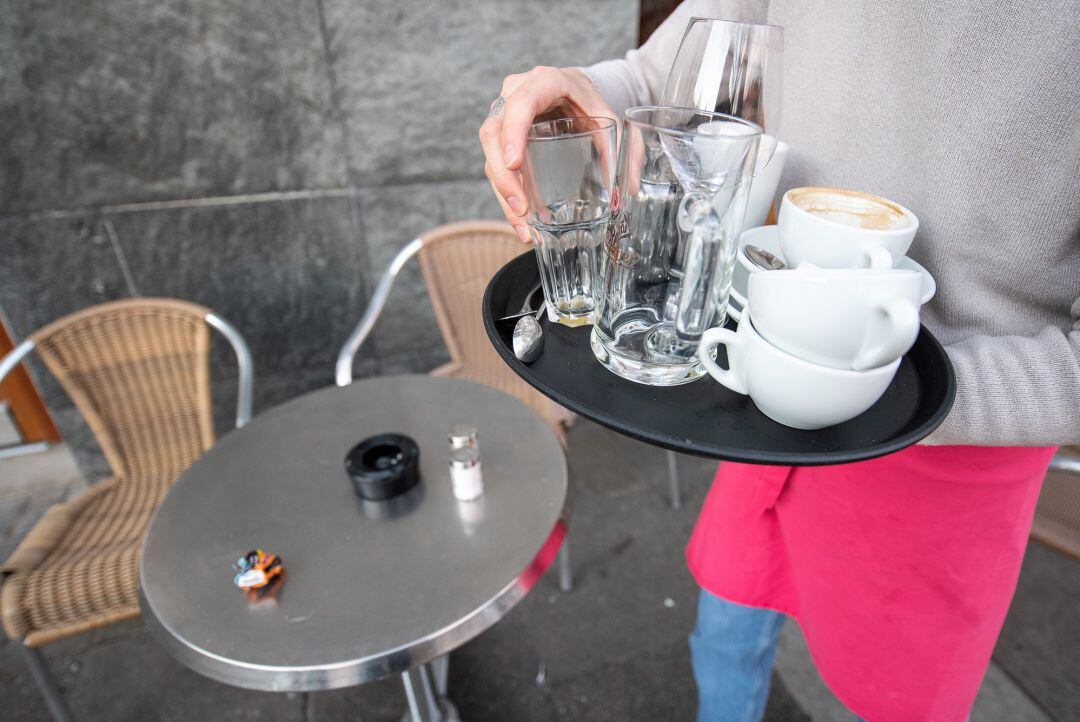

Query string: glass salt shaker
449 446 483 501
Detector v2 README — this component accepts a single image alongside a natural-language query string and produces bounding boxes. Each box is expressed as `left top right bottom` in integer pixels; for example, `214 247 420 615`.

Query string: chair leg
557 538 573 593
666 449 682 510
19 646 75 722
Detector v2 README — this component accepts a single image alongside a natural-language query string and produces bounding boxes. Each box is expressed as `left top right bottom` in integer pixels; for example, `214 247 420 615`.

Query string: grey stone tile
993 541 1080 722
445 608 558 722
0 214 131 411
49 406 112 483
550 638 695 721
0 620 304 721
353 180 503 369
0 498 28 532
972 662 1051 722
0 444 87 563
109 196 367 391
775 620 860 721
323 0 637 186
0 1 345 213
306 675 409 722
550 636 809 722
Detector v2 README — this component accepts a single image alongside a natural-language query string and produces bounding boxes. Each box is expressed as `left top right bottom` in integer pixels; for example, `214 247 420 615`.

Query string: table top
483 252 955 465
139 375 568 692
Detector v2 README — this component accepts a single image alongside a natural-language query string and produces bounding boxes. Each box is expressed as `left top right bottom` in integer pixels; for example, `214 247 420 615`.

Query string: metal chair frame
0 302 253 722
335 237 684 510
1032 449 1080 560
0 313 253 431
1049 452 1080 475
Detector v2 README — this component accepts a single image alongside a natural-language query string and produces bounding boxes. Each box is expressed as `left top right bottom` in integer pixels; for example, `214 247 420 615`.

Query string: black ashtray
345 433 421 501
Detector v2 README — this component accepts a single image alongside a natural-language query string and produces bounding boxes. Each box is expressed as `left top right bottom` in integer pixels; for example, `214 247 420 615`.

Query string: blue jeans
690 589 787 722
692 590 879 722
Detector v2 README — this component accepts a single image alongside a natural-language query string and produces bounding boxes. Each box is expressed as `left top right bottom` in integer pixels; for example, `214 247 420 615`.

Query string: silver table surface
139 375 568 692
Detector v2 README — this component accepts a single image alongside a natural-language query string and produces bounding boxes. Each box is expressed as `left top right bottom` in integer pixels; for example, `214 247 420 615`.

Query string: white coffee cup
778 187 918 269
698 313 900 430
741 137 790 232
748 267 922 370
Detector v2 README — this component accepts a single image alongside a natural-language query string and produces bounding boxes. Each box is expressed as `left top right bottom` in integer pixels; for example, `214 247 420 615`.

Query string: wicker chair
1031 448 1080 559
0 299 252 722
335 221 685 593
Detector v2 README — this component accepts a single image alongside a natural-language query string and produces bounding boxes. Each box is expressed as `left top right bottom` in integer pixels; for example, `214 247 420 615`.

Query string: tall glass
521 116 618 326
662 17 783 169
591 107 761 386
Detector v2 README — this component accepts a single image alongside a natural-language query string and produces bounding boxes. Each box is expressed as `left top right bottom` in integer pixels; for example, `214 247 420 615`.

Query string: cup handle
862 244 894 270
852 298 920 371
698 327 749 394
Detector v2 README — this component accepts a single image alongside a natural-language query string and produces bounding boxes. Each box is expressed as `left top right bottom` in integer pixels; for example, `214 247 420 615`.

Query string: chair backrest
415 221 573 436
20 299 247 481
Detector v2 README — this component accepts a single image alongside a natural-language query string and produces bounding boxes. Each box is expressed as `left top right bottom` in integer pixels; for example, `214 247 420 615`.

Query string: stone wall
0 0 638 477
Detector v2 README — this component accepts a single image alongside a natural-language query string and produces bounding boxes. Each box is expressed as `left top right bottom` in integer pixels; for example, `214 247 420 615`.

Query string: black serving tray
482 252 956 466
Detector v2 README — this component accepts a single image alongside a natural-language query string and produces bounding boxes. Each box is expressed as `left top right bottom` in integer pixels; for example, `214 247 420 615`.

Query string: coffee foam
789 187 910 231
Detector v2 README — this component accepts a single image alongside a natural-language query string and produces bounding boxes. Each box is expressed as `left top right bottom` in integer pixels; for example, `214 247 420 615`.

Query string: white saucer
733 225 936 305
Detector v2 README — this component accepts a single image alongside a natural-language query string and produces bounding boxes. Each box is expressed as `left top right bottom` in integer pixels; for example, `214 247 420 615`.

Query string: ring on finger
488 96 505 117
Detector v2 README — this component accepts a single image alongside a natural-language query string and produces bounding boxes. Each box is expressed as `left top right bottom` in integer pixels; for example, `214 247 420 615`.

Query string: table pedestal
402 659 459 722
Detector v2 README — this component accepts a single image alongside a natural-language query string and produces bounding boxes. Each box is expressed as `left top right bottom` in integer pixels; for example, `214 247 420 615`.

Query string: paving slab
994 541 1080 722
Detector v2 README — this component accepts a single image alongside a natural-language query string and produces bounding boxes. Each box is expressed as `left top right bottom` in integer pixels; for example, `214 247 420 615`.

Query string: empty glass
591 107 761 386
662 17 783 170
521 117 618 326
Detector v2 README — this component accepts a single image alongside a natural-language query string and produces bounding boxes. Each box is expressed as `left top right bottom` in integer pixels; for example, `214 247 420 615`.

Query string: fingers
480 66 619 242
480 115 529 223
499 67 563 172
501 68 619 172
485 164 531 242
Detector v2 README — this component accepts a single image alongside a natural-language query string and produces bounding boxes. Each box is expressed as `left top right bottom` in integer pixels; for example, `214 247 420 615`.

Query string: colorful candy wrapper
233 549 284 601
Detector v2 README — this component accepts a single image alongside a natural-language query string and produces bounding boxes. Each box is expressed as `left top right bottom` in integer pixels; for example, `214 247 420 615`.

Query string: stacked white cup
699 187 930 430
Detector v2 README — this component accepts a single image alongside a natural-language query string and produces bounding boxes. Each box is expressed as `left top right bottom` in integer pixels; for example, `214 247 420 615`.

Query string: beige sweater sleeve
582 0 767 118
924 302 1080 446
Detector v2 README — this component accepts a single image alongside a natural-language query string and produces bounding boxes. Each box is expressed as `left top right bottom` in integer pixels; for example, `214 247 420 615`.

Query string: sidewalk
0 422 1075 721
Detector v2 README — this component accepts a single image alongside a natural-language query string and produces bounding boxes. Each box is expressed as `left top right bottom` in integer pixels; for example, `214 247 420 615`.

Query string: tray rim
482 253 956 465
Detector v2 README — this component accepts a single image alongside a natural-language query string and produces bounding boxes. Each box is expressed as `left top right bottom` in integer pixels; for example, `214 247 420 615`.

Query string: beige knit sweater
585 0 1080 446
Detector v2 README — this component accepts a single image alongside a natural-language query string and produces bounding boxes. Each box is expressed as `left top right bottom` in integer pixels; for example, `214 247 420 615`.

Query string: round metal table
139 375 568 721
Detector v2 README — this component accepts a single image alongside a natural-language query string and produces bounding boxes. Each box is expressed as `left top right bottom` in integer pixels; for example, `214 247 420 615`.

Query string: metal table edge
139 513 567 692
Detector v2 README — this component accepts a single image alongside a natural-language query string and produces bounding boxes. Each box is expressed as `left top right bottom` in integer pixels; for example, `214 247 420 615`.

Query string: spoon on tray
512 304 545 363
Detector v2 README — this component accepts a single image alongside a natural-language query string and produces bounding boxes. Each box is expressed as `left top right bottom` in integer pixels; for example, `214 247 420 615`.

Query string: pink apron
686 444 1057 722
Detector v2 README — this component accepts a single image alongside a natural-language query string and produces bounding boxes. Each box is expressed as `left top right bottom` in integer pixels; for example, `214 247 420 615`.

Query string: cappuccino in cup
778 187 919 269
788 187 911 231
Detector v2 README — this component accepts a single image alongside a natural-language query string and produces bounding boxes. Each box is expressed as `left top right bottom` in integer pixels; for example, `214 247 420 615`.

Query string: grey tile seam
102 218 139 297
0 177 489 221
313 0 355 186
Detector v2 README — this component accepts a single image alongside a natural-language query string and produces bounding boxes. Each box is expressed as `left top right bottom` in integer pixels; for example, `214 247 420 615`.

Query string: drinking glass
591 107 761 386
662 17 783 169
521 116 618 326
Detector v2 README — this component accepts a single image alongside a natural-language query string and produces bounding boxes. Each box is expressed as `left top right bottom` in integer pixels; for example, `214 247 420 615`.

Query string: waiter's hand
479 66 615 242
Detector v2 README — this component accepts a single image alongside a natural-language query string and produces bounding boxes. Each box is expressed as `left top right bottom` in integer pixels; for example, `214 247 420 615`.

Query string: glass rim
687 15 784 34
526 116 618 142
623 105 763 140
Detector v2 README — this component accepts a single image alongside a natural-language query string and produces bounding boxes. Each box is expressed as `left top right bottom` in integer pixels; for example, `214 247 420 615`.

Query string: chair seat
1 473 173 647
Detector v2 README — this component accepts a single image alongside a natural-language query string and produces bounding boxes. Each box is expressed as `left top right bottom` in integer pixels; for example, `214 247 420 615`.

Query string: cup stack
699 186 933 430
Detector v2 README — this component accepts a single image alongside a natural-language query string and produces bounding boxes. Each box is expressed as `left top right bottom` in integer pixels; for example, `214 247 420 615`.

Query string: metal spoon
744 244 787 271
512 304 546 363
498 283 544 322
